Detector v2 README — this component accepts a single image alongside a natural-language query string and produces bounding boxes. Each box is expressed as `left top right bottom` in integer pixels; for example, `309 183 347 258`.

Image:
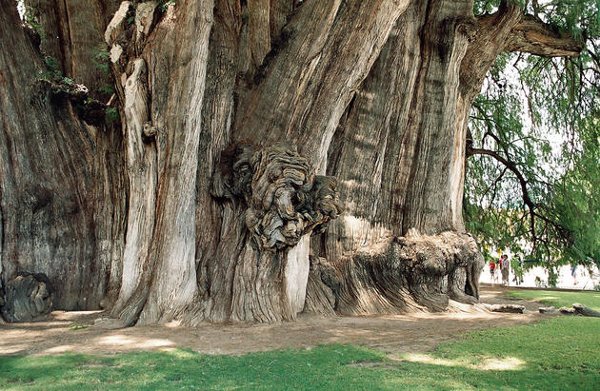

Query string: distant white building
480 261 600 290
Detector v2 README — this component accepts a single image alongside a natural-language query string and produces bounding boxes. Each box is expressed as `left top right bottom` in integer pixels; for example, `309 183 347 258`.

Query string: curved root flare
306 231 484 316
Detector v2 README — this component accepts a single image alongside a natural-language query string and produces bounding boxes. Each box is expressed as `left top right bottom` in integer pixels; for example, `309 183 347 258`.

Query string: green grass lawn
1 289 599 390
506 289 600 310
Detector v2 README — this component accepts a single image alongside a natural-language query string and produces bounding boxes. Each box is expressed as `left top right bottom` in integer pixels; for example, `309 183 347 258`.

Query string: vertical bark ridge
323 2 427 261
111 59 158 312
306 0 484 316
234 0 410 170
194 0 246 323
245 0 271 70
401 0 473 234
107 0 214 325
0 2 125 310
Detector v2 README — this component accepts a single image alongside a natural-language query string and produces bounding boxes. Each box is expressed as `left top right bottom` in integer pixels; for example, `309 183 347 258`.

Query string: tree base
1 272 53 322
305 231 484 316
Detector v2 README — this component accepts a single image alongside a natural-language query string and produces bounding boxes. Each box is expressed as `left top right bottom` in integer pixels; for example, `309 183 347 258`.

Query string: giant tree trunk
0 2 125 311
0 0 581 324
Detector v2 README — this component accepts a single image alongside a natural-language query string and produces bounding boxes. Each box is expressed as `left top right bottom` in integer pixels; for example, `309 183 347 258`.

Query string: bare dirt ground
0 285 550 357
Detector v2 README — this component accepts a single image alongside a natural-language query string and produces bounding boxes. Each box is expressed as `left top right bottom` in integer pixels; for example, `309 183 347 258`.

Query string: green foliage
92 44 115 97
42 56 60 73
105 107 120 124
97 84 115 95
92 44 111 76
547 267 559 287
2 314 600 390
37 52 115 126
39 56 73 86
159 0 177 13
548 115 600 265
466 0 600 269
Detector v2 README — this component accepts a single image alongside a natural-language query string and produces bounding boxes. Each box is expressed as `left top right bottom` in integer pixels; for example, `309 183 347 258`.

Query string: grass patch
506 289 600 310
2 289 599 390
401 316 600 390
0 345 389 390
2 319 599 391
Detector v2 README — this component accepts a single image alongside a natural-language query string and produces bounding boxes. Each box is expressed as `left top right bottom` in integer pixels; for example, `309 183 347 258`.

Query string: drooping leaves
467 0 600 268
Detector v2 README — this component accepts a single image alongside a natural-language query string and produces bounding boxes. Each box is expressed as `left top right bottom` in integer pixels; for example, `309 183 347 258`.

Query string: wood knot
213 144 342 251
142 122 157 142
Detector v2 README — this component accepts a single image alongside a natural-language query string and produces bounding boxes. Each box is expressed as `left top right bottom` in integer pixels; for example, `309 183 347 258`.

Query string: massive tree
0 0 585 324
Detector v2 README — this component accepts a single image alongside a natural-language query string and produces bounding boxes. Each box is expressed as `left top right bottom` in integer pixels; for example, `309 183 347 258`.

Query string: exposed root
305 231 484 316
1 272 53 322
573 303 600 318
488 304 525 314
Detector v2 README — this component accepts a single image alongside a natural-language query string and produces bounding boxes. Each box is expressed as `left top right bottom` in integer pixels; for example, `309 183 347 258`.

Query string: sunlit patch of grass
506 289 600 310
400 353 525 371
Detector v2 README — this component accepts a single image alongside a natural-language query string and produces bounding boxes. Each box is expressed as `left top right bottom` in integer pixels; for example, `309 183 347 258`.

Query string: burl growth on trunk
211 144 483 321
214 144 341 251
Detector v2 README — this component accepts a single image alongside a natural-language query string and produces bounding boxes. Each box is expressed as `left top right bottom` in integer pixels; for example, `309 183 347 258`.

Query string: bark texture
0 0 582 324
1 272 53 322
0 2 125 312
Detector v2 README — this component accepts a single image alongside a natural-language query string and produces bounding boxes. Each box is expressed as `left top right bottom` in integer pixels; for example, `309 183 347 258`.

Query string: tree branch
468 147 534 217
505 14 583 57
467 146 567 248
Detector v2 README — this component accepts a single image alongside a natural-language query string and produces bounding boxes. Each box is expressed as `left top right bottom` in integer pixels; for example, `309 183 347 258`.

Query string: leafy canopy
466 0 600 268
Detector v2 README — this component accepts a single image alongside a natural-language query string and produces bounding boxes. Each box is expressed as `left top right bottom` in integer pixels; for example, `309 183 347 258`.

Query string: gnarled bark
0 2 125 312
201 144 341 322
307 231 483 316
1 272 53 322
0 0 583 324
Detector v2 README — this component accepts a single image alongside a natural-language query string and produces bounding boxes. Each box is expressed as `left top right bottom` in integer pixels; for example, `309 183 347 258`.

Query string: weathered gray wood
489 304 526 314
573 303 600 318
104 0 214 325
559 307 577 315
539 306 559 314
539 303 600 317
1 273 53 322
